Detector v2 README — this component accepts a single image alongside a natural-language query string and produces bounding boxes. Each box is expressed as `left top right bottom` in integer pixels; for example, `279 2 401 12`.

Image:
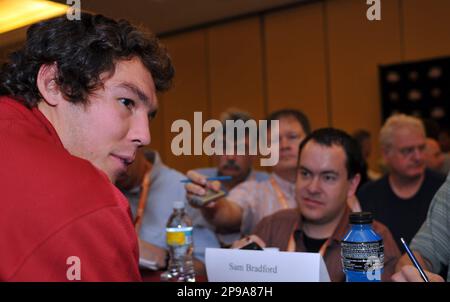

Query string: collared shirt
124 152 221 263
253 207 401 282
410 173 450 281
228 173 297 235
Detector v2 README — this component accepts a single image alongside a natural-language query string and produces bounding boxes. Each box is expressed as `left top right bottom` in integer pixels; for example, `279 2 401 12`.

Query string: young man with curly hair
0 13 174 281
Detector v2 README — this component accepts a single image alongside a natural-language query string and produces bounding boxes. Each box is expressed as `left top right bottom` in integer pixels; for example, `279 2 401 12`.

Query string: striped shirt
228 173 297 235
410 173 450 281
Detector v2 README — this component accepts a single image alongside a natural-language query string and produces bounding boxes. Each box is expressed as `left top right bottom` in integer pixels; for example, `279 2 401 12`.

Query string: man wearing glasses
357 114 445 250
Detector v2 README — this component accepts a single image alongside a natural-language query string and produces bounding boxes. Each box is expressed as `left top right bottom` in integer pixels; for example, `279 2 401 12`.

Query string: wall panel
159 31 211 172
326 0 402 168
265 2 329 129
207 17 265 121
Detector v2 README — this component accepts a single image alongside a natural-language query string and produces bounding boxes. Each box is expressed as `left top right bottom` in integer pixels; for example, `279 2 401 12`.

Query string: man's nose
225 154 238 160
279 137 291 150
307 177 321 194
131 114 151 147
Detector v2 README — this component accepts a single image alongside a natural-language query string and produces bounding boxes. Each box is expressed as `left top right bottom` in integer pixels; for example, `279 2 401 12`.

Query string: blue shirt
124 152 220 263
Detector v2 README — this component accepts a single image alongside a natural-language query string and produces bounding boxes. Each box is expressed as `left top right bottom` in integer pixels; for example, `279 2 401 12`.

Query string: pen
400 237 429 282
180 176 232 183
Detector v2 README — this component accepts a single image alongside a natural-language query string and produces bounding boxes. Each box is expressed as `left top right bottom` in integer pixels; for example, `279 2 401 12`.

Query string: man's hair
219 108 252 124
298 128 364 179
379 114 425 150
0 13 174 108
266 108 311 135
219 108 255 137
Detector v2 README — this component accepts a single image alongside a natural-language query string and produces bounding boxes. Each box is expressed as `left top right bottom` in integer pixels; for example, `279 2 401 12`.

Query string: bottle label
341 240 384 272
166 227 193 246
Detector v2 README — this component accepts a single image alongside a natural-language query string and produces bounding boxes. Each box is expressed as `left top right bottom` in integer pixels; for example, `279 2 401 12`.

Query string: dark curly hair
0 13 174 107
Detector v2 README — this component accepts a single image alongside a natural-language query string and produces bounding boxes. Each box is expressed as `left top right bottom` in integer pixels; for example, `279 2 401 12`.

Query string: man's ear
36 63 63 106
347 173 361 198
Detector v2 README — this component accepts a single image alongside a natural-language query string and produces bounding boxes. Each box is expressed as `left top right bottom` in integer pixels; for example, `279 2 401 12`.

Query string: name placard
205 248 330 282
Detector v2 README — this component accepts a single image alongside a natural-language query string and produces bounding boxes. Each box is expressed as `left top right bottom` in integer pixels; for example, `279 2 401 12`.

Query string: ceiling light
0 0 68 35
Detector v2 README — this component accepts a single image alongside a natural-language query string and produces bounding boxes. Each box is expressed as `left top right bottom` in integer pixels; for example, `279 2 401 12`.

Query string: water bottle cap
173 201 185 209
349 212 373 224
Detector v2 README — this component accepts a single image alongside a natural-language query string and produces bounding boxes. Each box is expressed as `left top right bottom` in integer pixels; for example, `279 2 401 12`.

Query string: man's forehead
392 132 425 148
222 135 250 144
300 143 346 169
393 126 424 138
278 116 302 127
110 58 156 97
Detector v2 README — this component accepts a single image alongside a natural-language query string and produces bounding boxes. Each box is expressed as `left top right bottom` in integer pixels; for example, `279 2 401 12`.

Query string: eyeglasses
397 144 426 157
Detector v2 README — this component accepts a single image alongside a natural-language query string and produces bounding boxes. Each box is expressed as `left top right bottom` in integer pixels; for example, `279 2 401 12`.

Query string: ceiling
53 0 309 35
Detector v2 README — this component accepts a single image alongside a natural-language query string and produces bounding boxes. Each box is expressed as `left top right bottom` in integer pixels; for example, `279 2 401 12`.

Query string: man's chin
299 206 322 220
405 169 425 179
103 167 121 184
300 212 325 225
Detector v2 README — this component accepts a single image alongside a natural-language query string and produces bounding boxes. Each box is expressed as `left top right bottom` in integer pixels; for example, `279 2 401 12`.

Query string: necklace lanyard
269 177 290 209
134 164 153 233
286 222 332 257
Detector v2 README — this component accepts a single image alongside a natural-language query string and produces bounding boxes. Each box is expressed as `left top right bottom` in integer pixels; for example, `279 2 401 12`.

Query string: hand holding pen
399 237 429 282
181 175 232 183
184 171 231 207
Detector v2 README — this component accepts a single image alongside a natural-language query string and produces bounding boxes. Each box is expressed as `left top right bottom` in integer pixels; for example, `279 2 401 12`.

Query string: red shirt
0 97 142 281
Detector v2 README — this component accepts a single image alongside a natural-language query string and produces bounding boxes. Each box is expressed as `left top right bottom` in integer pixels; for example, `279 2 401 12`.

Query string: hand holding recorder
184 170 229 207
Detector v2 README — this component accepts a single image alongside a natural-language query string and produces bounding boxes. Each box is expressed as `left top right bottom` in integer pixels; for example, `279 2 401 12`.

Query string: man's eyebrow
298 165 311 172
320 170 339 176
117 82 150 105
298 166 338 176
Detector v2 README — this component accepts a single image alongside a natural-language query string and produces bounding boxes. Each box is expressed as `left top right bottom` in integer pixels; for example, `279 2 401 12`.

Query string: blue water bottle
341 212 384 282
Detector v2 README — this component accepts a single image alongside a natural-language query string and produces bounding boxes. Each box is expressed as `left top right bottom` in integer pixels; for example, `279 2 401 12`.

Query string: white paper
206 248 330 282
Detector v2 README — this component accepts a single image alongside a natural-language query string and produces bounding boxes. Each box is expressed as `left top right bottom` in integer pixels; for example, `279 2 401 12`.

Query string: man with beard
234 128 400 282
194 109 269 245
195 109 269 192
358 115 445 249
186 109 311 238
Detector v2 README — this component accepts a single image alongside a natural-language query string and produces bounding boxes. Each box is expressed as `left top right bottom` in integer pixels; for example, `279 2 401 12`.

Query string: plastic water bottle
160 201 196 282
341 212 384 282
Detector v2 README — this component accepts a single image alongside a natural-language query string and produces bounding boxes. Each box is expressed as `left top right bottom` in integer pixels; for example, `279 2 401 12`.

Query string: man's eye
300 170 310 177
400 148 413 156
119 98 135 110
323 174 336 182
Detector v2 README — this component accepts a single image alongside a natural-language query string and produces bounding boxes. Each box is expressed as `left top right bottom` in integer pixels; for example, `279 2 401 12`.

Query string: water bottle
341 212 384 282
160 201 196 282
